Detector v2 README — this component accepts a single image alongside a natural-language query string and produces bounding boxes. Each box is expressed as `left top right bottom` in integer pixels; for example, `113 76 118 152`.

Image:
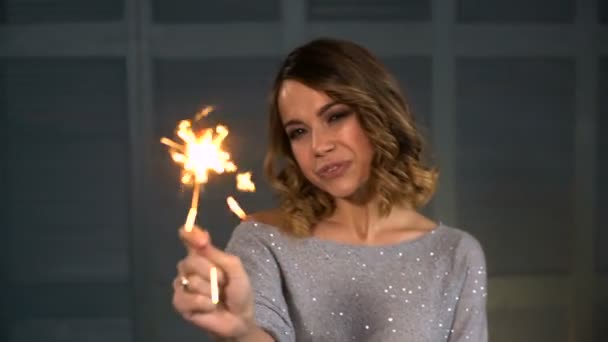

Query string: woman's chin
312 176 370 200
317 183 356 199
324 184 368 201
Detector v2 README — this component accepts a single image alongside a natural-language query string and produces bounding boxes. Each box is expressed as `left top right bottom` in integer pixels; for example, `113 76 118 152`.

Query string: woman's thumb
179 225 210 250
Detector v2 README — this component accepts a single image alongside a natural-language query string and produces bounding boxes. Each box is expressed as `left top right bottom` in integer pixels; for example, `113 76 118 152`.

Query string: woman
172 38 487 341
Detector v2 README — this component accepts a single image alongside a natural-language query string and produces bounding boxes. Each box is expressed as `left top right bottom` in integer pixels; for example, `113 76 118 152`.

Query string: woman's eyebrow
283 118 303 129
283 101 340 129
316 101 339 117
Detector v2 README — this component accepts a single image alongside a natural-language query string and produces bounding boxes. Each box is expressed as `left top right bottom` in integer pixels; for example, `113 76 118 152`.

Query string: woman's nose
312 130 335 156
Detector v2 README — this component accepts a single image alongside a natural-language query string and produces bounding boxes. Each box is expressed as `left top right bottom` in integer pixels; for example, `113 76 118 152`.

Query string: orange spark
236 172 255 192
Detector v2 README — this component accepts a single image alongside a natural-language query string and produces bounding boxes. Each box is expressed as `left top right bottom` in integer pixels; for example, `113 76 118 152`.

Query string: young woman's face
277 80 374 199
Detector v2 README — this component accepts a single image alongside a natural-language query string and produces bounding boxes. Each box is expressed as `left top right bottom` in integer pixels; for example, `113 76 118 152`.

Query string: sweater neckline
305 222 445 250
249 220 446 250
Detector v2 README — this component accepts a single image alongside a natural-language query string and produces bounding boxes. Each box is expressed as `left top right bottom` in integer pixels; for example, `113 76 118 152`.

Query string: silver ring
180 276 190 291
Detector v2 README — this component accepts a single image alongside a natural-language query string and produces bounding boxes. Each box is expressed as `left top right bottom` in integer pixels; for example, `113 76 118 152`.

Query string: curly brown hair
264 38 438 237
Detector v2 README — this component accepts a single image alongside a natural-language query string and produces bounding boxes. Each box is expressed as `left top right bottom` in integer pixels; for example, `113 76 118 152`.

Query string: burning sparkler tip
227 196 248 220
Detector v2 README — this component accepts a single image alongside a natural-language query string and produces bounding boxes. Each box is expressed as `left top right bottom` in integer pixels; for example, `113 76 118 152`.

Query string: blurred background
1 0 605 341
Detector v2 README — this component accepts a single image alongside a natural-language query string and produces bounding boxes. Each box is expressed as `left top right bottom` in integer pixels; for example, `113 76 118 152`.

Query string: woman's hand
172 225 256 338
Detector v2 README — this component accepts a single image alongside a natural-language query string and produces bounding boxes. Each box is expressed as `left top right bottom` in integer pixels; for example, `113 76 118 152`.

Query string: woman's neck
320 197 419 243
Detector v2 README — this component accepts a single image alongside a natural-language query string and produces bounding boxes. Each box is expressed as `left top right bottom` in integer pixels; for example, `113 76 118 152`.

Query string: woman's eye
328 110 350 122
288 128 306 140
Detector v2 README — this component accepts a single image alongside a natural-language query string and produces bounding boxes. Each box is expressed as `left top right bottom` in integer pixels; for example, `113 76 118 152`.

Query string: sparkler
162 106 255 305
227 196 247 219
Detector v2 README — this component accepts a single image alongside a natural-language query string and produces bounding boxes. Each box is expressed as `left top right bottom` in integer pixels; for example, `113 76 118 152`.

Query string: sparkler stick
160 137 184 152
210 267 219 304
162 106 256 307
184 182 200 232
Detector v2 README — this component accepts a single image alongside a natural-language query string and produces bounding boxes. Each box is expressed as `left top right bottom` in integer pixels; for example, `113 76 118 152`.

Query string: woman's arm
225 221 295 342
448 233 488 342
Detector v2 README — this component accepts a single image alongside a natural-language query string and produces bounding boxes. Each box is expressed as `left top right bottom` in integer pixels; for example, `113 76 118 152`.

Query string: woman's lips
316 161 350 179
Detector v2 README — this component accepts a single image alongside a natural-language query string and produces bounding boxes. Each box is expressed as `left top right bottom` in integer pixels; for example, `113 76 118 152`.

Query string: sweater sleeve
448 233 488 342
225 222 295 342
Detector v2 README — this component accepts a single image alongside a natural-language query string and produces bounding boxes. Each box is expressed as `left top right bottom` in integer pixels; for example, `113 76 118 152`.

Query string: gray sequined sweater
225 221 488 342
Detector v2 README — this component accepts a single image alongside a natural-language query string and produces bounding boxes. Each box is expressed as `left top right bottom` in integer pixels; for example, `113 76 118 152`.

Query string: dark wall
1 0 605 341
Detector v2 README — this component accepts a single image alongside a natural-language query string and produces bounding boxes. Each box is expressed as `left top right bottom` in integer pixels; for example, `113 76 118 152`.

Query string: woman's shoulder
435 223 486 267
226 209 300 257
229 208 289 242
441 224 483 249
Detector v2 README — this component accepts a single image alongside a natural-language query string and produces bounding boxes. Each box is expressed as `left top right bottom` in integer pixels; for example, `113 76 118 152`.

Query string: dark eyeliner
327 109 351 122
287 128 305 140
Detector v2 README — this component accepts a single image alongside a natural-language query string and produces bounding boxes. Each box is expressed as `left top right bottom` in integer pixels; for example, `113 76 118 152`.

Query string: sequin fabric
225 221 488 342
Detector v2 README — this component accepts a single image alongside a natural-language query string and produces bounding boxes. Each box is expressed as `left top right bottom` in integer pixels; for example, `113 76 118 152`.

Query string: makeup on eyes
325 108 352 122
287 127 306 140
283 103 353 140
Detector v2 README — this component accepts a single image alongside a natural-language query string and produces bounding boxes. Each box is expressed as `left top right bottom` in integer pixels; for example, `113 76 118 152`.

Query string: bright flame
161 106 256 230
227 196 247 219
164 120 237 186
236 172 255 192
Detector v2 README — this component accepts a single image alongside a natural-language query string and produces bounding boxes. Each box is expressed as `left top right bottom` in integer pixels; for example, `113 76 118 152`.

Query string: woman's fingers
173 274 211 296
197 240 245 278
173 227 255 338
173 287 216 316
178 225 229 288
177 254 227 286
179 225 209 250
